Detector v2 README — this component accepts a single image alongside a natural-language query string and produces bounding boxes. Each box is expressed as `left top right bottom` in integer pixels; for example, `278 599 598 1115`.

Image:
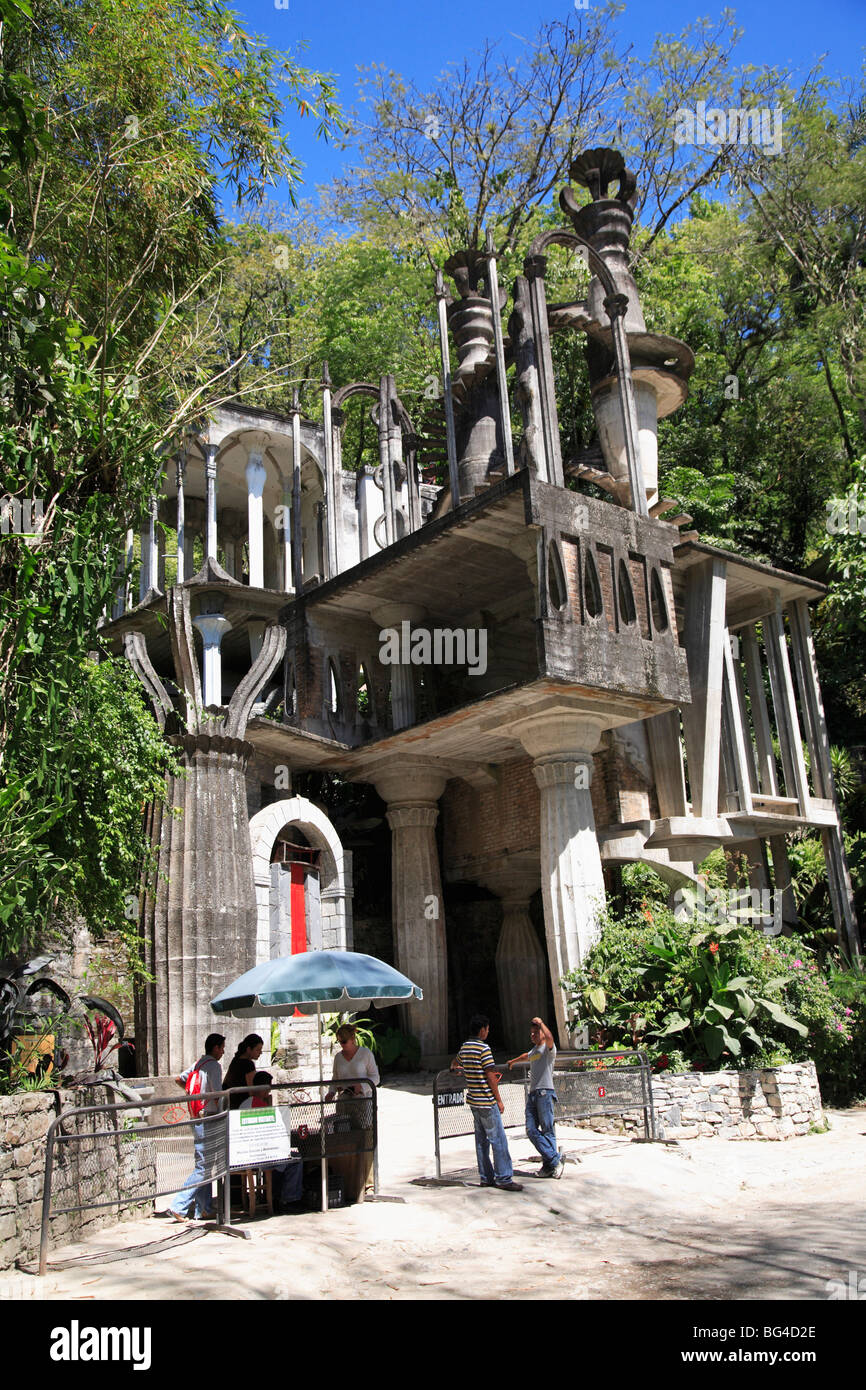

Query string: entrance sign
229 1106 292 1171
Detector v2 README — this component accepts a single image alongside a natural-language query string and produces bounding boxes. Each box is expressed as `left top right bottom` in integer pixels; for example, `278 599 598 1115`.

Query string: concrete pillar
372 603 426 732
480 863 546 1055
113 528 134 618
245 452 267 588
372 760 449 1057
192 612 231 707
139 495 159 600
513 711 607 1046
175 455 186 583
204 444 218 561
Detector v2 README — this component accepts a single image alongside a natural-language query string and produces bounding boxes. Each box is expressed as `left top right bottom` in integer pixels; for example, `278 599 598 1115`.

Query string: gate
432 1050 655 1178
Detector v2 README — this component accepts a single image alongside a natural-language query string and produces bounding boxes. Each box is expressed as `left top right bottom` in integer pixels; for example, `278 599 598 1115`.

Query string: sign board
436 1090 465 1109
229 1106 292 1171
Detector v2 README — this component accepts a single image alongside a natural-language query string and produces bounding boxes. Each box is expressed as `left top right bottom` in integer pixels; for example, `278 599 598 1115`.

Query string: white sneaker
551 1160 565 1179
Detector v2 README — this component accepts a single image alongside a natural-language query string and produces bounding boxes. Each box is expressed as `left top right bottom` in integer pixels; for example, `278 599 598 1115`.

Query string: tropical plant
561 900 853 1073
322 1012 379 1056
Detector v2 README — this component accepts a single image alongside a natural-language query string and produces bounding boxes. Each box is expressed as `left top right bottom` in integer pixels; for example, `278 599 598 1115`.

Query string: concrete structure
103 147 860 1072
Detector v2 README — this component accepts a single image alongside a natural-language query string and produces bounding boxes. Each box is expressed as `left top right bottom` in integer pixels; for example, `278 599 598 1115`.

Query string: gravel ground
2 1077 864 1302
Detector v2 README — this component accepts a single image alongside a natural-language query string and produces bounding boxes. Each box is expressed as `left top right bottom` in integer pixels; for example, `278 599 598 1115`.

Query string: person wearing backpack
168 1033 226 1222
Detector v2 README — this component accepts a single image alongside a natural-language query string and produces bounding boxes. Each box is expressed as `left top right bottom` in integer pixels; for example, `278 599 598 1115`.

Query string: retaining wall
585 1061 824 1140
0 1086 155 1272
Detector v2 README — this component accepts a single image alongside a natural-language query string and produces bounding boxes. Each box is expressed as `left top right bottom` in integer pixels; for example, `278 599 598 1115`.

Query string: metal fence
35 1080 378 1275
432 1050 655 1178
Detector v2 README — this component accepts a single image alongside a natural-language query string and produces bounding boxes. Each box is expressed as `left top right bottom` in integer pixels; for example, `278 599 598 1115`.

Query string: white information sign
229 1106 292 1171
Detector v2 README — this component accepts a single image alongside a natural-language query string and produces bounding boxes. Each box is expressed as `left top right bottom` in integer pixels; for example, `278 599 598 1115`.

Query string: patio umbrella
210 951 423 1210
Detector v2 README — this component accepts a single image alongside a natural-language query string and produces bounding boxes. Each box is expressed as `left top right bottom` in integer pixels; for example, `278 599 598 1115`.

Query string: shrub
563 900 859 1081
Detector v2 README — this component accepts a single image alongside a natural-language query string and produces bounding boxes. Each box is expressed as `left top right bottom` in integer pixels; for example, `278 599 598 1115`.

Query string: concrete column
513 711 607 1045
204 444 218 561
192 612 231 707
480 863 546 1055
175 455 186 583
113 528 134 618
372 602 426 731
139 495 159 600
281 475 293 593
372 761 449 1057
245 452 267 589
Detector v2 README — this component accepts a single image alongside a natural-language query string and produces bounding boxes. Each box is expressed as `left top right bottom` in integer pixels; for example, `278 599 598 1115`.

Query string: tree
0 0 341 956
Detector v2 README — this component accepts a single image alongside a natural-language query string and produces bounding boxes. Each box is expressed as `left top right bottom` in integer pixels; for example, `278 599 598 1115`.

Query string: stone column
204 443 218 561
513 711 607 1046
139 495 159 600
192 612 231 707
113 528 134 618
245 452 267 589
175 454 186 583
480 863 546 1055
371 602 426 731
371 760 449 1057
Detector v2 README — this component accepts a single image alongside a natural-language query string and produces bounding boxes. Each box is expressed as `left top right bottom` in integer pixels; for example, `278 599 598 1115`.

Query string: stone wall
583 1061 823 1141
0 1087 156 1272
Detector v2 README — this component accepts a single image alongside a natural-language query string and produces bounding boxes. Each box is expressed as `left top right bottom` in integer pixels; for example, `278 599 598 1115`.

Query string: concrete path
3 1078 864 1301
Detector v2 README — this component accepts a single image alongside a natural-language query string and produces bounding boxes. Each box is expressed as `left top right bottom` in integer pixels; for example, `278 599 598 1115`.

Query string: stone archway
248 797 353 967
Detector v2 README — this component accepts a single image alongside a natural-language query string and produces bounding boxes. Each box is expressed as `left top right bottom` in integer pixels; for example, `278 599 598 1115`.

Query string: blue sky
230 0 866 209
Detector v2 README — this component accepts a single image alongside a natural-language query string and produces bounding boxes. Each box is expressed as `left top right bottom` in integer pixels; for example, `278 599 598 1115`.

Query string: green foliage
562 903 855 1079
321 1012 380 1057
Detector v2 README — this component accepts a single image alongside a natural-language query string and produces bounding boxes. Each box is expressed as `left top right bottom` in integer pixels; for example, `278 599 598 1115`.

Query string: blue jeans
526 1089 561 1169
471 1105 513 1186
169 1121 218 1217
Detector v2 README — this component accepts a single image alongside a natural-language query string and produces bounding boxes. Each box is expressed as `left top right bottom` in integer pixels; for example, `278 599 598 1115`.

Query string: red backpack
185 1068 207 1119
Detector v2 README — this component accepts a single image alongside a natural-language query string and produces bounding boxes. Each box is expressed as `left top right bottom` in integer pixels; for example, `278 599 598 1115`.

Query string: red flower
709 942 719 955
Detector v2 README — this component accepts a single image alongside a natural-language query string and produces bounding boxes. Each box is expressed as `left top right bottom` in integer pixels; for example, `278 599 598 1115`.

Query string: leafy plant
562 900 852 1074
322 1012 380 1056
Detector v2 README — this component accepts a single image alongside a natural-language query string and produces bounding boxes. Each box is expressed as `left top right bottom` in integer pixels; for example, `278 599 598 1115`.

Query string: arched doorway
248 797 353 967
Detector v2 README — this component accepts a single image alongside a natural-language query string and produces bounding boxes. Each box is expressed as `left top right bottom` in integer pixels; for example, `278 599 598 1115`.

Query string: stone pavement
1 1077 864 1302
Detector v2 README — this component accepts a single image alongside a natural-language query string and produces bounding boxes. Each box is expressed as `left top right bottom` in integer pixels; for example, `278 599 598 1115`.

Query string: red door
290 862 306 1016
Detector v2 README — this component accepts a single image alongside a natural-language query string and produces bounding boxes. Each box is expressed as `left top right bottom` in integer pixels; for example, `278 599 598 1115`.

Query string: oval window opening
650 568 669 632
584 549 603 619
618 559 637 626
548 541 567 612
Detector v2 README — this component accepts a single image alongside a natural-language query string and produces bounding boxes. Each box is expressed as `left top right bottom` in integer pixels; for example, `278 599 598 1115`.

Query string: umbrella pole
319 1003 327 1213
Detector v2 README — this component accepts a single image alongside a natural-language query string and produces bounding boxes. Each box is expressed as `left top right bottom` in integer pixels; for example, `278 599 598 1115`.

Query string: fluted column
513 712 606 1045
192 612 231 707
372 760 449 1057
480 862 546 1054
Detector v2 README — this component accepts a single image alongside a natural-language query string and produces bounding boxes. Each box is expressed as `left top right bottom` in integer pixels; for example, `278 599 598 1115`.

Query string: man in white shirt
168 1033 226 1221
508 1016 564 1179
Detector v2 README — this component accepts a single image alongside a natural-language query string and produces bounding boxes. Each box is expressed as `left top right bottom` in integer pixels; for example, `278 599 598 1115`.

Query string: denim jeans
526 1089 561 1169
169 1120 218 1217
471 1104 513 1186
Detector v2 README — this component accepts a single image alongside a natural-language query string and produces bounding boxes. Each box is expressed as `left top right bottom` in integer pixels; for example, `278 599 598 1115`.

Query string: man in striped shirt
451 1014 522 1192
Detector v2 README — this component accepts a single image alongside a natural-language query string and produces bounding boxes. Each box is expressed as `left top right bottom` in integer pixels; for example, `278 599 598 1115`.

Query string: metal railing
36 1080 379 1274
432 1049 655 1178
